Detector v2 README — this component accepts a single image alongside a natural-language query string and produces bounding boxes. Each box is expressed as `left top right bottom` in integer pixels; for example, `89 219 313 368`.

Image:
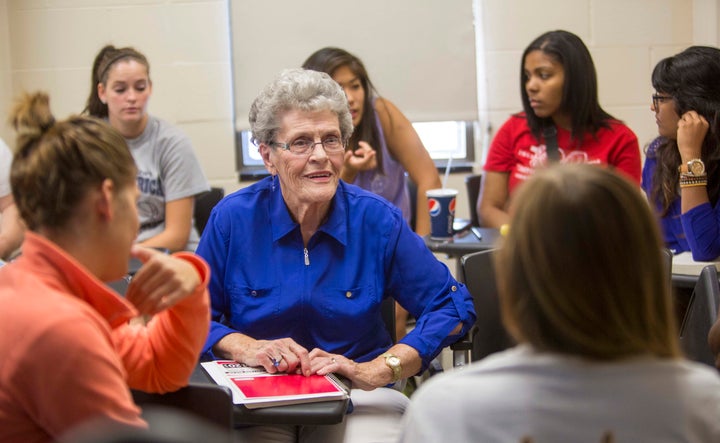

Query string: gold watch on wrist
380 352 402 382
678 158 706 176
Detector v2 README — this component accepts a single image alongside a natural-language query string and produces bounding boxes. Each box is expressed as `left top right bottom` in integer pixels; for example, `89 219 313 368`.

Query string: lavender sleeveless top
352 98 411 223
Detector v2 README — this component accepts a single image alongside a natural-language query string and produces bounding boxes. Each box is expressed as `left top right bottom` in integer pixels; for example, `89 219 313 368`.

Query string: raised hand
124 245 201 315
344 141 377 172
677 110 709 160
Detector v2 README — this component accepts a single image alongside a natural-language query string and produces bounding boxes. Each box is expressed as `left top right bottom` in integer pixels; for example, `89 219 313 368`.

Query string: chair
679 264 720 367
406 174 418 231
194 187 225 235
662 248 672 285
464 174 482 227
452 249 514 366
131 383 234 432
381 296 397 343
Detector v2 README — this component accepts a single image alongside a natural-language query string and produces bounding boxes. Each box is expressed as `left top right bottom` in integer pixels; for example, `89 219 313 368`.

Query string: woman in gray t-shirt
84 45 209 252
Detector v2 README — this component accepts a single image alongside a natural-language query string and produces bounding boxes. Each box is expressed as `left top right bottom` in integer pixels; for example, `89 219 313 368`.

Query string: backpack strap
543 125 560 163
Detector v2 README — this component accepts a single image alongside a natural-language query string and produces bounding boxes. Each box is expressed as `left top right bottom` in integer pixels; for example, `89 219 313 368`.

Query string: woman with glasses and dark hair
84 45 209 252
478 29 641 229
196 68 475 442
642 46 720 261
401 164 720 442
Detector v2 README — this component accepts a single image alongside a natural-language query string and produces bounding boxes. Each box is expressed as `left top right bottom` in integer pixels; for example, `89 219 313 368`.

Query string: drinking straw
442 155 453 189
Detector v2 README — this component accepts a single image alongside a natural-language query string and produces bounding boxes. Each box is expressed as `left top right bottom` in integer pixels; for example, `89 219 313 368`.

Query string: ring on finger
331 357 336 363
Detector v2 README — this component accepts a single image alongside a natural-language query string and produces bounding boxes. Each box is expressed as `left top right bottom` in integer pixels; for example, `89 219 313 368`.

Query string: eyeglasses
652 93 673 109
270 135 345 156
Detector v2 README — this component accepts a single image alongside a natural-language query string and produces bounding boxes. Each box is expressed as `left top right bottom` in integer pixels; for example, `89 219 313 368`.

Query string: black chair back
132 383 234 431
406 174 417 231
380 296 396 343
464 174 482 227
679 265 720 366
194 187 225 235
455 249 514 363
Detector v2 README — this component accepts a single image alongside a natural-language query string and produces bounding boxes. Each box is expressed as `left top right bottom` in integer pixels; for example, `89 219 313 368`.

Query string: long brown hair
10 92 136 231
302 47 385 173
497 164 680 360
83 45 151 119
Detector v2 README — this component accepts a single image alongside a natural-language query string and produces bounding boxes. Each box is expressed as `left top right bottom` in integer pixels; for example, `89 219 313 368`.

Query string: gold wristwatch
678 159 706 176
380 352 402 382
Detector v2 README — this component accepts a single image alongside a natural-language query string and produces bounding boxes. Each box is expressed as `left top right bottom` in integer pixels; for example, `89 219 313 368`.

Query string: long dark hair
650 46 720 214
302 47 385 173
520 30 614 144
83 45 151 119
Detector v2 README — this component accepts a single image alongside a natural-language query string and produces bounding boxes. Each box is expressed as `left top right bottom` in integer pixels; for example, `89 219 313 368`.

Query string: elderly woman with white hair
196 68 475 443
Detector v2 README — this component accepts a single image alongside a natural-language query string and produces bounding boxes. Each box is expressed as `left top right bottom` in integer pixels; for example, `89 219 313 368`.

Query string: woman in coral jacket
0 92 210 443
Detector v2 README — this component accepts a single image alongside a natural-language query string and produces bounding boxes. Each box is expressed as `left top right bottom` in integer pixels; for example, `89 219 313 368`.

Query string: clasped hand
344 141 377 172
242 337 383 390
124 245 201 315
677 110 709 158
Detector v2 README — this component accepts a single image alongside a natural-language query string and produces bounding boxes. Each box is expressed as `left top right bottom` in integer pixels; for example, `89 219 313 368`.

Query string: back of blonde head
497 164 680 360
9 91 136 231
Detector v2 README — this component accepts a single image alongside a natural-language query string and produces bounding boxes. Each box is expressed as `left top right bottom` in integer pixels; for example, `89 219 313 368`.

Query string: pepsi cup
426 188 458 240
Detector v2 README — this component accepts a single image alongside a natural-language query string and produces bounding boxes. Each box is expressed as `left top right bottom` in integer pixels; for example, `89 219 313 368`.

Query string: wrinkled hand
242 337 311 375
125 245 200 315
344 141 377 173
309 348 377 391
677 111 709 159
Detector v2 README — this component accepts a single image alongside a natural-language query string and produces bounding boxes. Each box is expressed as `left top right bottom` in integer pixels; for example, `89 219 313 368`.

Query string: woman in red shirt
478 30 641 228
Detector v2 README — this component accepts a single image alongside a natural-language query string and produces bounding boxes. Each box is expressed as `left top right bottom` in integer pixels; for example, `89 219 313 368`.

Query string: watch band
380 352 402 382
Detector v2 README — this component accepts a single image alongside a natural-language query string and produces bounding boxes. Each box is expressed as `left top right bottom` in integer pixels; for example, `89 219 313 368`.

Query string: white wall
479 0 700 163
0 0 237 191
1 0 719 209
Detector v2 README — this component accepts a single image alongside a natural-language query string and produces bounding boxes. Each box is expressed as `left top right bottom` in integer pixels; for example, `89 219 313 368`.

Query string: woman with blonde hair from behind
0 92 211 443
401 164 720 442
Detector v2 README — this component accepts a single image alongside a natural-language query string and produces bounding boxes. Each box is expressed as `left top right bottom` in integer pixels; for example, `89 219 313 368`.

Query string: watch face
388 356 401 366
689 159 705 175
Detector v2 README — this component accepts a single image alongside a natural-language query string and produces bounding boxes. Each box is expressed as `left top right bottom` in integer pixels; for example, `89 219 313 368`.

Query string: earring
271 174 276 191
101 99 106 104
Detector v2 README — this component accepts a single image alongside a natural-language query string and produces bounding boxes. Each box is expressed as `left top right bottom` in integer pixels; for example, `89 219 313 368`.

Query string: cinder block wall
0 0 718 218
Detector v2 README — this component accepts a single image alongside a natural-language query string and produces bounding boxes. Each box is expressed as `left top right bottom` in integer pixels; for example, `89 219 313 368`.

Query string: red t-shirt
484 114 641 195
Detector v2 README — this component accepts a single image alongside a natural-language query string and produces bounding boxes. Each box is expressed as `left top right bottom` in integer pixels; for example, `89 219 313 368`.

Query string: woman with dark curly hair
642 45 720 261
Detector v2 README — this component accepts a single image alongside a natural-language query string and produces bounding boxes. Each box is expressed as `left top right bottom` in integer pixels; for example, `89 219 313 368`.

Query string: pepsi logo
449 198 456 214
428 198 441 216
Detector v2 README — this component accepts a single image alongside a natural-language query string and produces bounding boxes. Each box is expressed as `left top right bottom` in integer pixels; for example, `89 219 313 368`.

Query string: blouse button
251 290 258 297
345 291 352 298
451 285 457 292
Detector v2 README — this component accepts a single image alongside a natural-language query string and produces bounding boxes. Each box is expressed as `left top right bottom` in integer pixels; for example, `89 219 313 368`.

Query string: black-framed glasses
652 93 673 109
269 135 345 156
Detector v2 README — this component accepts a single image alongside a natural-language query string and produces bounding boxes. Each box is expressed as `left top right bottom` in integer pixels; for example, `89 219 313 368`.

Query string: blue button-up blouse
197 177 475 372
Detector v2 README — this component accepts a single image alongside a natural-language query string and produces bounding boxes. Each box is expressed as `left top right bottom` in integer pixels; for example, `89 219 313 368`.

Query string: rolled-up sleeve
385 219 476 371
682 202 720 261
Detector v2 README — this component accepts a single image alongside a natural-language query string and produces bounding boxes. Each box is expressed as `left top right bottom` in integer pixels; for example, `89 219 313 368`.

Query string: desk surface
424 227 500 256
191 363 349 426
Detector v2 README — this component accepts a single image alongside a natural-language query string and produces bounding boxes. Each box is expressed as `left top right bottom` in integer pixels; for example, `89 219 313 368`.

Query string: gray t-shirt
0 139 11 198
401 344 720 442
126 115 209 251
